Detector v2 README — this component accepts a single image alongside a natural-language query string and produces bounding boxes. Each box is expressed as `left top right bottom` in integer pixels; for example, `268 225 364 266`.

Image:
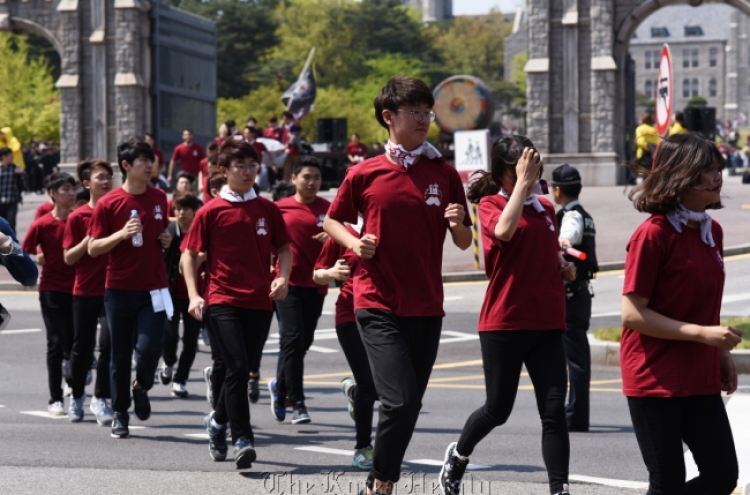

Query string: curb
589 334 750 374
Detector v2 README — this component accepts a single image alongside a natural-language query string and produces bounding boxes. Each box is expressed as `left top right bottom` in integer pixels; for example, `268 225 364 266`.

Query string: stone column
90 0 107 160
562 0 579 153
589 0 617 154
725 10 740 123
525 0 550 153
114 0 146 144
56 0 82 165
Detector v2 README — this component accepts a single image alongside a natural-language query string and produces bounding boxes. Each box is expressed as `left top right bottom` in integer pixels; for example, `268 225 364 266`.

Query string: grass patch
592 317 750 349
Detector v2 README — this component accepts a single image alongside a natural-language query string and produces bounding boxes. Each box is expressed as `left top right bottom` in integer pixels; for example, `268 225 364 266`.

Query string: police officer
551 164 598 432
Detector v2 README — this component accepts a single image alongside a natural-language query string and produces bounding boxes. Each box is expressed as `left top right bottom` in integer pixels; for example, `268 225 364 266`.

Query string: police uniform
552 164 598 432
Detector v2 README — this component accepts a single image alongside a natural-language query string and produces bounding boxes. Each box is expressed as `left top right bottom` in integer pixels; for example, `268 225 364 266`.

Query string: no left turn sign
655 44 673 136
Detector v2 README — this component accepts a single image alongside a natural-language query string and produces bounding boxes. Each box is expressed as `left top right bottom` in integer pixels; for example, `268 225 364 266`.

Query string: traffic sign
655 44 673 136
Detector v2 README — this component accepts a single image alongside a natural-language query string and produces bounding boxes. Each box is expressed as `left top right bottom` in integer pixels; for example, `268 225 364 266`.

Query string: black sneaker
132 386 151 421
291 401 311 424
439 442 468 495
203 411 227 461
233 436 257 469
248 375 260 404
111 411 130 438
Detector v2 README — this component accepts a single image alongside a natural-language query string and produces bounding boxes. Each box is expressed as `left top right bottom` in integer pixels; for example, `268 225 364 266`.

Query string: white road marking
20 411 67 419
685 393 750 489
569 474 648 489
296 446 351 456
439 330 479 344
444 296 464 301
406 459 491 470
307 345 338 353
1 328 42 334
722 292 750 304
591 311 621 318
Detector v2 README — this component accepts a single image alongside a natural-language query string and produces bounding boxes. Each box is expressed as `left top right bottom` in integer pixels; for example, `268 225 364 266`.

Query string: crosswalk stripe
569 474 648 489
406 459 491 470
1 328 42 335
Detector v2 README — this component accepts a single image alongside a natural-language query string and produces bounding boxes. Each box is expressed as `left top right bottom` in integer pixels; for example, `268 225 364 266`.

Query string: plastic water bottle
130 209 143 247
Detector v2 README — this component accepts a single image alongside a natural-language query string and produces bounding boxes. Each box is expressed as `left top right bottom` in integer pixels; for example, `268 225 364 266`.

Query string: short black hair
272 181 297 201
292 155 322 176
282 111 294 120
225 119 236 128
0 147 11 158
217 140 258 169
208 172 226 194
173 193 202 211
245 126 261 137
76 187 90 203
374 75 435 130
117 137 155 176
177 172 196 185
46 172 76 192
207 142 219 152
556 184 582 199
77 159 113 182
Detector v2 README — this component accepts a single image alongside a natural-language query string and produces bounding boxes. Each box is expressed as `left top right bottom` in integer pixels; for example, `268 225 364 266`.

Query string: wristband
0 237 13 250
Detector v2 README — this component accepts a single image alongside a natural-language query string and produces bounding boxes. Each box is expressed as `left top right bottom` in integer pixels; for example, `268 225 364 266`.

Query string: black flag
281 67 316 121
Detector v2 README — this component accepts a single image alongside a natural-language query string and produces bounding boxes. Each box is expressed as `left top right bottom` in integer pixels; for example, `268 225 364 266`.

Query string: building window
645 80 653 97
683 79 690 98
710 48 718 67
692 49 699 67
684 26 704 36
692 78 699 97
651 27 670 37
709 78 717 97
683 49 690 68
645 50 652 69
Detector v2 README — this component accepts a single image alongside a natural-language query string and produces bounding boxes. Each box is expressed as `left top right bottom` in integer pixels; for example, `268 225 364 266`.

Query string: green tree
0 33 60 143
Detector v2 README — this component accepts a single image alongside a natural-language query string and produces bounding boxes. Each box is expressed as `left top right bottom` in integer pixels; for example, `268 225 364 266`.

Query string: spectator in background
200 142 219 196
346 134 368 166
39 144 60 179
144 133 167 188
168 129 205 186
215 124 229 147
264 115 284 143
23 143 43 194
0 147 25 231
635 113 660 171
668 112 688 136
0 127 25 170
226 120 239 136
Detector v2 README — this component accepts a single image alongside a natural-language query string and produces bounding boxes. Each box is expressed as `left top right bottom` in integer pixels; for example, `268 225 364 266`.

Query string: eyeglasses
231 163 258 173
395 110 436 123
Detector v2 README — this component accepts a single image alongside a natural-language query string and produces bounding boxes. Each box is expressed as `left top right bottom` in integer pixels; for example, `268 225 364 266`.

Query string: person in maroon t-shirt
269 156 330 425
182 140 292 469
168 129 205 185
144 132 166 188
346 133 368 166
88 137 172 439
621 134 740 494
22 172 78 417
438 136 575 495
263 115 284 143
63 160 114 424
199 142 219 197
323 76 473 495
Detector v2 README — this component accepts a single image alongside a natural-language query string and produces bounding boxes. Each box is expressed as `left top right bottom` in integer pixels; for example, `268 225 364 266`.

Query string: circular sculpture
433 75 495 133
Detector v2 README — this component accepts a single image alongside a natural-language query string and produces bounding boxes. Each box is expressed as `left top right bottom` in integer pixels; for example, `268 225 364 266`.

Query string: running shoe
90 397 113 426
171 382 188 398
158 364 173 385
340 377 356 421
552 485 571 495
291 401 311 424
203 366 213 408
233 436 256 469
352 445 373 470
47 401 65 416
203 411 227 461
62 359 73 381
438 442 468 495
248 375 260 404
132 385 151 421
68 396 84 422
269 379 285 422
111 411 129 438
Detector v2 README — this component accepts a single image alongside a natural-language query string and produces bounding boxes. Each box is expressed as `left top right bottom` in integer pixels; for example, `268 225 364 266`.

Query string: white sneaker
159 364 173 385
48 401 65 416
171 382 188 398
89 397 114 426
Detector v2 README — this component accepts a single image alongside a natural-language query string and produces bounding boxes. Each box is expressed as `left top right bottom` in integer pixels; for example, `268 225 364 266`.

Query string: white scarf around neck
219 184 257 203
385 140 442 169
666 204 715 247
499 181 546 214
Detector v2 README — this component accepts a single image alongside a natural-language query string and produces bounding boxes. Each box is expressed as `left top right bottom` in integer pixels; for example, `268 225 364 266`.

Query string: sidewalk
2 177 749 289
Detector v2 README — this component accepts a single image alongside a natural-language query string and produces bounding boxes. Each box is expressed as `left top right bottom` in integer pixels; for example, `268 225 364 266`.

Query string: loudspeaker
684 107 716 141
316 118 348 143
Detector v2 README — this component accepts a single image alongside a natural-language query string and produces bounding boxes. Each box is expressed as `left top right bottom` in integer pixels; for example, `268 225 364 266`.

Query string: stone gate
525 0 750 185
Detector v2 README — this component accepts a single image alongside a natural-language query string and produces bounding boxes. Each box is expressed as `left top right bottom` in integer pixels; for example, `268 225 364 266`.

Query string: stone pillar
562 0 579 153
56 1 82 165
525 0 550 153
589 0 617 154
90 0 107 160
114 0 146 144
725 10 740 122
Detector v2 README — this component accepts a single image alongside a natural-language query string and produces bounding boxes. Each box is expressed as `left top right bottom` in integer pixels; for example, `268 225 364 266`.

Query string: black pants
71 296 111 399
39 291 74 403
456 330 569 495
162 298 201 385
204 308 225 406
275 286 325 404
356 309 442 483
628 394 738 495
337 321 378 449
104 289 166 414
0 202 18 232
211 305 272 444
250 303 274 375
562 287 592 431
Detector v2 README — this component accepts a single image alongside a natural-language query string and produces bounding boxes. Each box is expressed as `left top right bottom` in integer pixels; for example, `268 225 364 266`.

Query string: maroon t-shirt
276 196 331 294
22 213 75 293
63 204 107 297
171 142 205 176
346 143 368 161
621 215 725 397
327 154 471 317
34 202 54 220
263 127 284 142
252 141 268 162
477 195 566 331
88 186 169 291
184 196 291 310
314 224 360 326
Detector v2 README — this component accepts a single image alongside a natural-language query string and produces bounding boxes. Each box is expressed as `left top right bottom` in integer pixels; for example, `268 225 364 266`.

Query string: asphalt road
0 257 749 494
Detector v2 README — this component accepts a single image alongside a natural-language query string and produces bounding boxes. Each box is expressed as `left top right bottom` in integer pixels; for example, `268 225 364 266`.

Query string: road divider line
569 474 648 489
20 411 68 419
592 311 621 318
589 379 622 385
429 375 486 383
296 446 351 456
406 459 491 470
433 360 483 370
307 345 338 354
1 328 42 334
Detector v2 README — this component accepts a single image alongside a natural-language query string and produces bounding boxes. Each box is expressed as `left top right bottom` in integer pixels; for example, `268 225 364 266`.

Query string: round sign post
655 44 673 136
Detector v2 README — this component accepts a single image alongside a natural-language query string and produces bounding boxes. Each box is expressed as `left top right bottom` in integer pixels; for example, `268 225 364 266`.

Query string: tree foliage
0 33 60 143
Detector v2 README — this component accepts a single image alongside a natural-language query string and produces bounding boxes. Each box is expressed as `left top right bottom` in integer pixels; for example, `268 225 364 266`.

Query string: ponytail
466 170 499 203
